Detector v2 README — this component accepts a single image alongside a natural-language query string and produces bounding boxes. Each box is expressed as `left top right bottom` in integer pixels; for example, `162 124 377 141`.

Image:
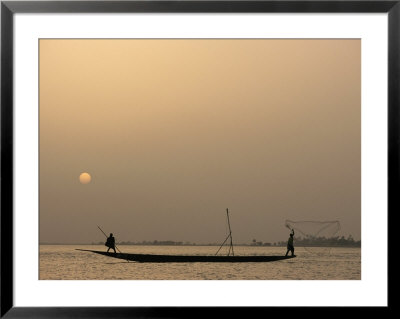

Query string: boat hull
76 249 296 263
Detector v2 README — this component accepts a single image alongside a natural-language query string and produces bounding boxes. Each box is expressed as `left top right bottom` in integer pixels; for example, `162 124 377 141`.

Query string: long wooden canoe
76 249 296 263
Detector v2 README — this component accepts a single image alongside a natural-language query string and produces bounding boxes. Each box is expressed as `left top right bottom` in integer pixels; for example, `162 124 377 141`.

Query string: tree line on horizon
274 235 361 247
92 234 360 247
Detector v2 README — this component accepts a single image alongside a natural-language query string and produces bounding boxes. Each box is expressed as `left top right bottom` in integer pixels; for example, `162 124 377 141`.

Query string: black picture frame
1 0 395 317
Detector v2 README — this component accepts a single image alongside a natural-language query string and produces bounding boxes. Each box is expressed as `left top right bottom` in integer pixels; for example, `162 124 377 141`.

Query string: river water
39 245 360 280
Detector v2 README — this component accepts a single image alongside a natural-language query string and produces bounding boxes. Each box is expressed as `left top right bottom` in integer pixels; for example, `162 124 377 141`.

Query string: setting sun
79 172 91 184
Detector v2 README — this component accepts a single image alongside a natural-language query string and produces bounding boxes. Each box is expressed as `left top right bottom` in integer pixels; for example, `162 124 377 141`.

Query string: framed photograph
1 0 395 316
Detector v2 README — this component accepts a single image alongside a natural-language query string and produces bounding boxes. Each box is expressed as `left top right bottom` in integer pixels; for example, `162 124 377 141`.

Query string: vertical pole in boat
215 209 235 256
226 208 234 256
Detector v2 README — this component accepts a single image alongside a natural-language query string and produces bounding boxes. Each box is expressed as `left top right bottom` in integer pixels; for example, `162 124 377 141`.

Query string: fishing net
284 220 341 255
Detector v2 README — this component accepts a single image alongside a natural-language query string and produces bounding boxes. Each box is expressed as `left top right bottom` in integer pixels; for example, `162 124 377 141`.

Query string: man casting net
284 220 341 255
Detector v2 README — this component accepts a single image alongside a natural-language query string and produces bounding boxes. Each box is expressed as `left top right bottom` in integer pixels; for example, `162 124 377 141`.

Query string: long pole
215 234 231 256
226 208 234 256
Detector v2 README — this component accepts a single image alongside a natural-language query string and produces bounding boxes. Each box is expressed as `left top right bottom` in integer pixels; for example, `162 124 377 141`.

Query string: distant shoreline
40 235 361 248
39 243 361 248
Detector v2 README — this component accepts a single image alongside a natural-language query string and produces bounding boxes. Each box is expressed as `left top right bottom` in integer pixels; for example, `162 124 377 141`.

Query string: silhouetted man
106 233 116 253
285 229 295 256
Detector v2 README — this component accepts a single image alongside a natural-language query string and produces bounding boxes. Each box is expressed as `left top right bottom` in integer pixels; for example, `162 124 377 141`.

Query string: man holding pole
105 233 116 253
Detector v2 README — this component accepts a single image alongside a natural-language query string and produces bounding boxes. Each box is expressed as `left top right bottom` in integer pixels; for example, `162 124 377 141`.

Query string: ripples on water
39 245 361 280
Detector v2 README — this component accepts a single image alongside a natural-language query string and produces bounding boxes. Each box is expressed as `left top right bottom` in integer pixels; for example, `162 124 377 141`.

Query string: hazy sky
39 39 360 244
